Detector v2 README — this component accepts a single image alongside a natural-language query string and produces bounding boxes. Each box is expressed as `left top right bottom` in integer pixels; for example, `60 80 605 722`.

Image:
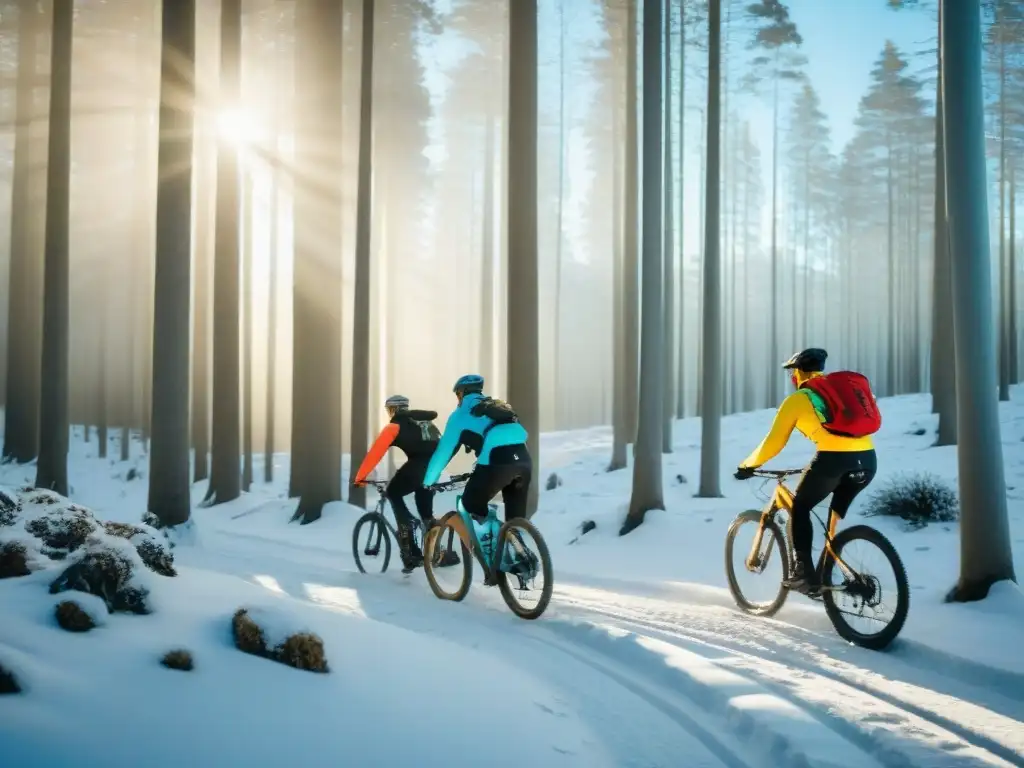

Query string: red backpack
800 371 882 438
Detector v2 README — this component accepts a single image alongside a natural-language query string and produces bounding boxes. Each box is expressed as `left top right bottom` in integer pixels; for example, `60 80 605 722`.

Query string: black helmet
782 348 827 372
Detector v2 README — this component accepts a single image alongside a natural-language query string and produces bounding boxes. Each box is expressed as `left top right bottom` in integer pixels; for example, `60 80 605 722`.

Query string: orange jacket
352 424 399 484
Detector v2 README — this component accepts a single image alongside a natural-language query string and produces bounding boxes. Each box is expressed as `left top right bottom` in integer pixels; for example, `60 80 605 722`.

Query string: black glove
734 466 756 481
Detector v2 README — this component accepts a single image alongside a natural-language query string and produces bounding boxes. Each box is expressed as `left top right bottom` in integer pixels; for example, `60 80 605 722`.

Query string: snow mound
0 486 175 615
231 606 328 673
0 569 610 766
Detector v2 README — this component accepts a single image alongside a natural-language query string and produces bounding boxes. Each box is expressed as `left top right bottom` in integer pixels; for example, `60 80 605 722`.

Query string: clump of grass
865 472 959 530
231 608 328 673
0 541 30 579
54 600 96 632
231 609 267 656
161 649 194 671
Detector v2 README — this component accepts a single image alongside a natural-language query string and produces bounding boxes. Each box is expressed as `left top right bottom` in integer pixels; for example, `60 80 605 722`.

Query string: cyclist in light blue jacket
423 374 532 553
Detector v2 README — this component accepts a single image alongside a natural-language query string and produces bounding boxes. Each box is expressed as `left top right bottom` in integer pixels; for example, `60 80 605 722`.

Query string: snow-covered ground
2 390 1024 767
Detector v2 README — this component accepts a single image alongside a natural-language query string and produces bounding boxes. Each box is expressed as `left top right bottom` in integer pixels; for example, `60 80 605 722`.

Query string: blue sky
786 0 934 152
419 0 937 259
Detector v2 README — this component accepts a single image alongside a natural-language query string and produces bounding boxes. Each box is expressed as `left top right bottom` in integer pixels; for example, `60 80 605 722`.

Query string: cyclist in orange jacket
353 395 442 572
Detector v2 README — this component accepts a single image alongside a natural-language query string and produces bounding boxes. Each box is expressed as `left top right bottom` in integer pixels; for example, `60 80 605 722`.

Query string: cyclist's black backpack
470 396 519 436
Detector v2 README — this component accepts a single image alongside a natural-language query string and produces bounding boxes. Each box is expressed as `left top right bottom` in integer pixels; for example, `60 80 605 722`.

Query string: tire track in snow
538 619 882 768
528 630 760 768
189 533 1022 767
183 541 734 767
555 589 1024 767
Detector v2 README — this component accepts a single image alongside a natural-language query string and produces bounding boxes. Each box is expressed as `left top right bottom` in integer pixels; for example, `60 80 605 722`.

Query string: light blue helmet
453 374 484 396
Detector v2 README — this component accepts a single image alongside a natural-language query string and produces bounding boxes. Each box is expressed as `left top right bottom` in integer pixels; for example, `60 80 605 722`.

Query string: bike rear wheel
821 524 909 650
352 512 391 573
496 518 553 620
724 509 790 617
423 512 472 601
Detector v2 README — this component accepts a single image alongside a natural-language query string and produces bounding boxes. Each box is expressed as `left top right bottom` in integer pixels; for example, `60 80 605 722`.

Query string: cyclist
353 394 445 572
734 348 880 595
422 374 532 562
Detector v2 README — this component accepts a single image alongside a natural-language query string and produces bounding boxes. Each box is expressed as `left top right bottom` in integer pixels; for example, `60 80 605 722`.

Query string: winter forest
0 0 1016 602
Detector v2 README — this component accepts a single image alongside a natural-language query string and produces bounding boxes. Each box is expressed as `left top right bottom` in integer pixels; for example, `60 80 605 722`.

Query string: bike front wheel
423 512 472 602
821 524 909 651
352 512 391 573
496 518 553 620
724 509 790 617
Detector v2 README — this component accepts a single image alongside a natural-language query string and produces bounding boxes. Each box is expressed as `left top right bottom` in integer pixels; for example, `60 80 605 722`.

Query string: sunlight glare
216 106 263 146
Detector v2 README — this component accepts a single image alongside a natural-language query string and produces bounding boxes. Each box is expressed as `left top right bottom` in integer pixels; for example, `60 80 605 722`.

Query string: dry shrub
0 541 30 579
103 522 145 539
231 609 267 656
24 505 98 559
161 649 194 671
866 472 959 530
54 600 95 632
0 662 19 694
103 522 176 577
133 538 176 577
49 548 150 615
275 633 328 673
0 490 20 527
230 609 328 673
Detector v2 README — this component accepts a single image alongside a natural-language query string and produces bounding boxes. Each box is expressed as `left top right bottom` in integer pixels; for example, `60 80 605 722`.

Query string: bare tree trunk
942 0 1016 600
242 169 253 492
697 0 723 500
479 114 496 383
348 0 374 511
205 0 242 506
553 0 566 427
622 0 665 534
264 101 280 485
609 82 628 471
507 0 540 518
291 0 344 525
1011 162 1018 385
191 122 213 483
624 0 640 444
148 0 196 526
674 0 686 420
97 303 108 460
999 8 1010 402
768 65 780 403
4 2 42 464
886 143 896 396
35 0 73 496
662 0 674 453
932 19 957 446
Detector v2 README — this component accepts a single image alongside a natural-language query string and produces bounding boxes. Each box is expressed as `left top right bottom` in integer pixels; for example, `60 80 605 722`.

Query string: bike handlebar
361 472 472 493
751 468 803 479
425 472 473 491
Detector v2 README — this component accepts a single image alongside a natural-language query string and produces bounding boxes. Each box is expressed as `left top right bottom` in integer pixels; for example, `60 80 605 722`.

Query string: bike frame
748 475 858 583
361 482 423 554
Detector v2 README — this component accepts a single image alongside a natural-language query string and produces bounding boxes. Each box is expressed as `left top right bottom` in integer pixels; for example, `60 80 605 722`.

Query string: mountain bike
351 480 460 574
725 468 909 650
421 479 553 620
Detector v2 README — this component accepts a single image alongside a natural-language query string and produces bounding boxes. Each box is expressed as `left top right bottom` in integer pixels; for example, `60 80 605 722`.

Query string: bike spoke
824 538 899 635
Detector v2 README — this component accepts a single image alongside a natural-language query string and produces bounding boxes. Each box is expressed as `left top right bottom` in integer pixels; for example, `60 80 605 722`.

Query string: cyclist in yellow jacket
735 348 880 595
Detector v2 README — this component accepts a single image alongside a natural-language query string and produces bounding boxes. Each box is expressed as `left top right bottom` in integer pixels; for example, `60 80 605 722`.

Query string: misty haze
0 1 1022 766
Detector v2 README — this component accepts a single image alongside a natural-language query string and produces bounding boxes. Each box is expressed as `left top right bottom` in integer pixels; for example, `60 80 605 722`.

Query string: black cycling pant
790 450 877 560
386 457 435 528
460 444 532 523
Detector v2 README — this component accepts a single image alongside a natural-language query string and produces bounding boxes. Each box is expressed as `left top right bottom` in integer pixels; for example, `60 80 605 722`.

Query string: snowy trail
186 530 1024 768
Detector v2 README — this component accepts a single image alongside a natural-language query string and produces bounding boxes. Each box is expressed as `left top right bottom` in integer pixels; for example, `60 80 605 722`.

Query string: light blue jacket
422 392 529 486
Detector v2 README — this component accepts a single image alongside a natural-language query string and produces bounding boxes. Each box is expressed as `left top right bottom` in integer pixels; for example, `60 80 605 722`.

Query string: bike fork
746 506 775 571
